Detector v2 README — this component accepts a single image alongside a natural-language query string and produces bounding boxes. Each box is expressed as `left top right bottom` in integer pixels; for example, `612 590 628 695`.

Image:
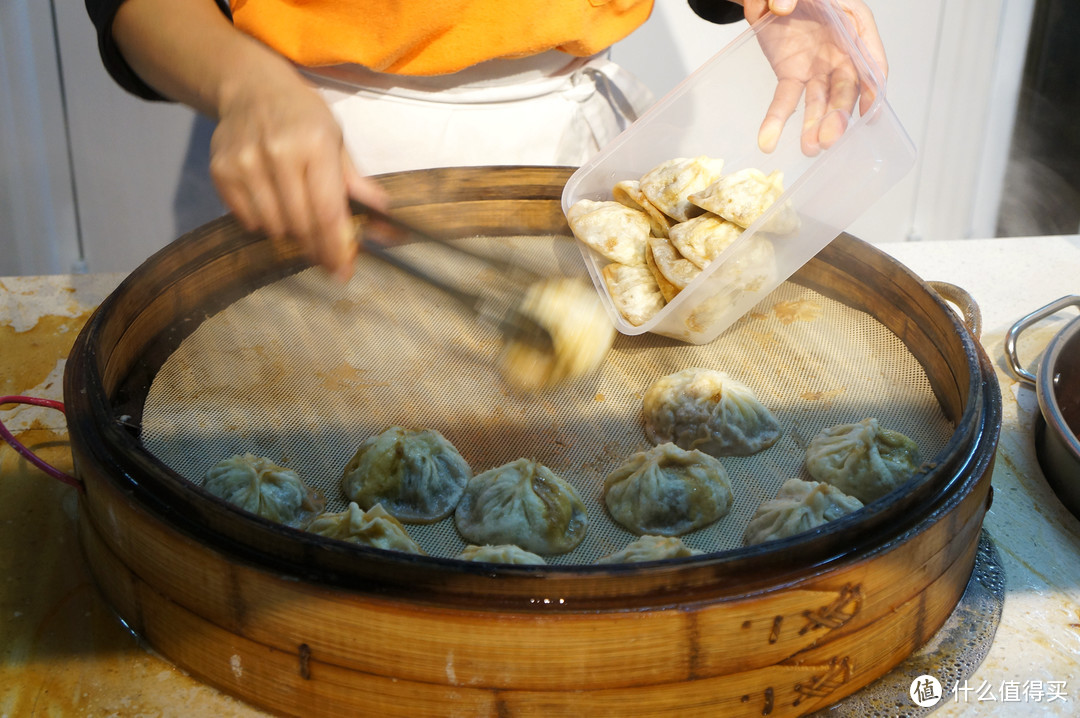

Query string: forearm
111 0 306 119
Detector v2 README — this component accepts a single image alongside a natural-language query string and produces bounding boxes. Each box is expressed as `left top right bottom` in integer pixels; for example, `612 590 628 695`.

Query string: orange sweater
230 0 654 76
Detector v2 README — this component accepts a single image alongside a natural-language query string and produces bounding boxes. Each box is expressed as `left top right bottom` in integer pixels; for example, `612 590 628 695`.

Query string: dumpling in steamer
456 544 547 565
603 442 733 536
595 534 702 564
643 368 781 457
566 199 650 266
602 263 666 327
454 458 588 555
306 502 425 554
743 478 864 546
204 453 325 529
499 277 616 392
639 156 725 222
342 426 470 523
804 418 921 503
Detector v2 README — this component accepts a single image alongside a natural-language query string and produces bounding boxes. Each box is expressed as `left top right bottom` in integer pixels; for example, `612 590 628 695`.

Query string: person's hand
210 77 388 281
738 0 888 154
112 0 389 280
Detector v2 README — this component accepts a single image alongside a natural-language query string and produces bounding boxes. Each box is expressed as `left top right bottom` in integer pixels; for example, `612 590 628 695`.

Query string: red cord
0 395 82 490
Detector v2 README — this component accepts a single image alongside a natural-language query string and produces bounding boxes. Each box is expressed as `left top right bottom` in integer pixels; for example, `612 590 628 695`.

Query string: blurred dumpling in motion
804 418 921 503
307 502 425 554
499 277 616 391
566 199 651 266
203 453 325 529
643 368 781 457
454 458 589 555
595 534 702 564
743 478 864 546
456 544 547 565
603 442 733 536
341 426 471 523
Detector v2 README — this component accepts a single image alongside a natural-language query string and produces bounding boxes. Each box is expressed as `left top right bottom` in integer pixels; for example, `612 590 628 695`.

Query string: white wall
0 0 1037 276
0 0 80 275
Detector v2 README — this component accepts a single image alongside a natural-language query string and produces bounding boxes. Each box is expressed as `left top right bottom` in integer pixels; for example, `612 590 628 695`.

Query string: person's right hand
210 78 388 281
112 0 388 281
738 0 888 155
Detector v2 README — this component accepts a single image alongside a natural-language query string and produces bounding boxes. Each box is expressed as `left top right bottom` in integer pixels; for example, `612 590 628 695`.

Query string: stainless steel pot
1005 295 1080 515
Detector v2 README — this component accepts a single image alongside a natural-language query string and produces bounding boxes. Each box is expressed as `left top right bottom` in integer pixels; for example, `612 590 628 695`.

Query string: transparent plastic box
562 0 916 344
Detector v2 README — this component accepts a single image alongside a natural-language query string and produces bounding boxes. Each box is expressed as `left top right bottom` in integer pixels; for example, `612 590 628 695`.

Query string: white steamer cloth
302 51 654 173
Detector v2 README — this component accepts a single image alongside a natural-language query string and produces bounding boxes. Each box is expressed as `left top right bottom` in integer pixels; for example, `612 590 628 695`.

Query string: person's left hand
738 0 888 154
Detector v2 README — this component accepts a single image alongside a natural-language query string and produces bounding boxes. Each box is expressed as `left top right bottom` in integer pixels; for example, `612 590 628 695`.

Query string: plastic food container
562 0 917 344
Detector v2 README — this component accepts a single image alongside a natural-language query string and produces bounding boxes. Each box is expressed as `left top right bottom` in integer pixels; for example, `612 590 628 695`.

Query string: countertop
1 235 1079 717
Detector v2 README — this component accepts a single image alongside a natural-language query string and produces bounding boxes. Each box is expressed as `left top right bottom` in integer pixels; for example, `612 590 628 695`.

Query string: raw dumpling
804 418 921 503
341 426 471 523
643 368 781 457
499 277 616 392
647 236 701 291
603 442 733 536
204 454 325 529
639 156 725 222
743 478 864 546
689 168 798 233
613 179 674 237
456 544 547 565
667 213 744 269
566 199 650 265
602 262 666 326
454 458 588 555
307 502 425 554
595 534 702 564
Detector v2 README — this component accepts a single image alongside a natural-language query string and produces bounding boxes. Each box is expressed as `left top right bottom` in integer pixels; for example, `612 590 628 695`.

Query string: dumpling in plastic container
204 453 326 529
602 262 666 327
307 502 426 554
689 168 799 234
804 418 921 503
639 156 725 222
643 368 781 457
647 236 701 292
612 179 674 238
566 198 651 265
743 478 863 546
595 534 702 564
667 213 745 269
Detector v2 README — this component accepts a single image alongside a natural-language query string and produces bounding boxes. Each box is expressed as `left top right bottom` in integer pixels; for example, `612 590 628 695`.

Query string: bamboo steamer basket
64 166 1001 717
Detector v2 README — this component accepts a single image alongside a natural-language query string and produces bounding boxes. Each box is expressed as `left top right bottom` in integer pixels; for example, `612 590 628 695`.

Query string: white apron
301 50 654 174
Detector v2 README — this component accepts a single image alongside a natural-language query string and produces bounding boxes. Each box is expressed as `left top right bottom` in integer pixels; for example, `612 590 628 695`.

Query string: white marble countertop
1 235 1078 716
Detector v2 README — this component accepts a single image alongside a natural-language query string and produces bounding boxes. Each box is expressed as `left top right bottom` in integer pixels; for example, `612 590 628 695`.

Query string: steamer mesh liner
141 234 953 566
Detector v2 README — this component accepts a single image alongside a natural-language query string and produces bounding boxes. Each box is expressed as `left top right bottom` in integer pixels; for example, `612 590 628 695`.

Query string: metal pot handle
1004 295 1080 386
928 281 982 339
0 395 82 490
